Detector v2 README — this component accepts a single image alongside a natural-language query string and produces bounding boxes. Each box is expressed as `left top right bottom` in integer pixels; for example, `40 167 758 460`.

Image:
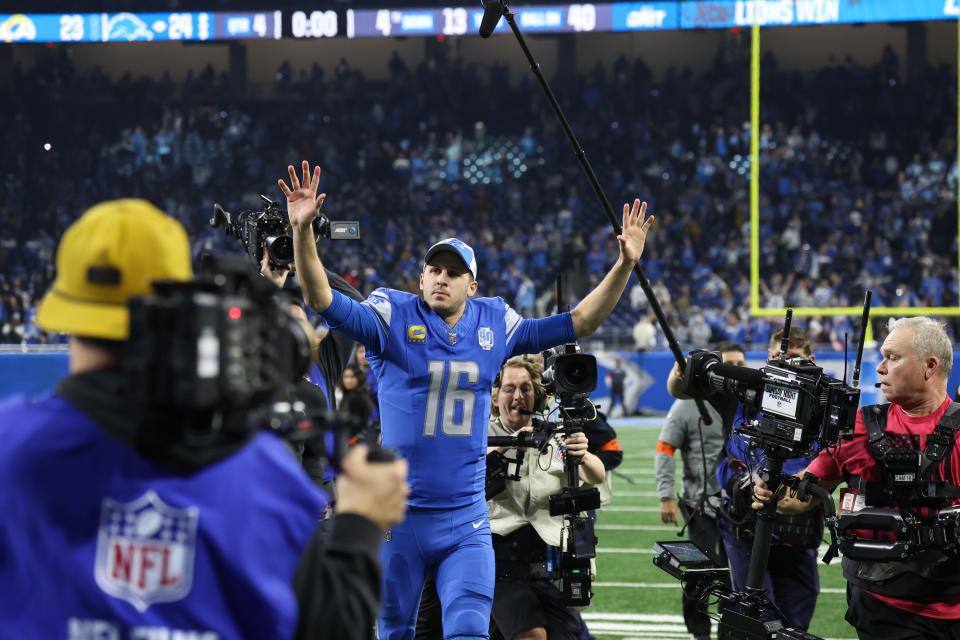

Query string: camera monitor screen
654 541 712 565
760 382 800 419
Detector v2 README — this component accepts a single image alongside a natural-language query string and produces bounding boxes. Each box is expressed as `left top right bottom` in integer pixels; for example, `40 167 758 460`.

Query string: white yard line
592 581 846 594
603 491 660 497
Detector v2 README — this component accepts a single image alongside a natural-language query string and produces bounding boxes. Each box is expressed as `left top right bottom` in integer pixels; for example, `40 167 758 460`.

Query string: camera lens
564 364 588 386
267 235 294 265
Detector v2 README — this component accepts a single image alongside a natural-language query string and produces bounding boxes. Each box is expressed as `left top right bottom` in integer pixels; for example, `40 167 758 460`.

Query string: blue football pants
378 499 494 640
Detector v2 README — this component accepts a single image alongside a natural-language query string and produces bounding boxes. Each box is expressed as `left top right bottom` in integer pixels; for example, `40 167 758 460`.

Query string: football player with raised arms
281 160 654 640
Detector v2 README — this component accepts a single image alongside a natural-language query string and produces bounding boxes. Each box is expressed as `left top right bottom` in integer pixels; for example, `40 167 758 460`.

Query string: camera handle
747 466 838 588
564 428 583 491
745 457 783 592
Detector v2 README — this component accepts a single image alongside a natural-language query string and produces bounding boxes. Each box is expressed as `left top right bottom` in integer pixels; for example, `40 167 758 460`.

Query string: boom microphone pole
481 0 712 424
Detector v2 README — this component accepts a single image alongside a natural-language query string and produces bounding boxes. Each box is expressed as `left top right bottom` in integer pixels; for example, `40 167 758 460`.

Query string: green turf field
581 420 856 640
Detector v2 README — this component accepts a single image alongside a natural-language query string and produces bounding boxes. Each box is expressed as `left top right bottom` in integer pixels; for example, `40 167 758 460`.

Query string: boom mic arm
479 0 505 37
483 2 712 425
852 290 872 388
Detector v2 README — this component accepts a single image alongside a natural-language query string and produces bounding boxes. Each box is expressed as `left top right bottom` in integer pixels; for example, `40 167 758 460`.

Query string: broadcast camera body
654 309 865 639
680 346 860 460
124 253 372 467
210 195 360 270
487 342 601 607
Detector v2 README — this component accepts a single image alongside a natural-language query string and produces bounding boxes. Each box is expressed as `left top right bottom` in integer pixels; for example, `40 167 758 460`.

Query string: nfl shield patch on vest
94 490 199 611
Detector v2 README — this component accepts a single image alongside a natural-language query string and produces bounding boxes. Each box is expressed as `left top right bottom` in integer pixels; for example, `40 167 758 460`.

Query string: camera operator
0 200 410 639
416 353 622 640
753 317 960 639
260 250 365 495
484 355 612 640
656 341 743 640
668 327 823 631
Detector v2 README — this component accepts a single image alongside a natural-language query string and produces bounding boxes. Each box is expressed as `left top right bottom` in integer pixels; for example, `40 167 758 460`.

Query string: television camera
487 343 601 606
124 252 382 468
653 299 874 639
210 195 359 270
680 311 860 461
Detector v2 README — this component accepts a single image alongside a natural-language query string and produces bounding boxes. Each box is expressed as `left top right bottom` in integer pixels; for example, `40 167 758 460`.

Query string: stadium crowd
2 43 958 346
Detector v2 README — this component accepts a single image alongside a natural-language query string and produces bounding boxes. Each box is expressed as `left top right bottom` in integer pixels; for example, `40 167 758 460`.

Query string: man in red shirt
753 316 960 639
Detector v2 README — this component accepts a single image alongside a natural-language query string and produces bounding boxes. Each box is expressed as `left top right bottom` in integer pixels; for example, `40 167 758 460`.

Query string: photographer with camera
656 341 743 640
753 317 960 639
668 327 824 631
0 200 410 639
485 355 610 640
282 159 652 640
259 249 367 494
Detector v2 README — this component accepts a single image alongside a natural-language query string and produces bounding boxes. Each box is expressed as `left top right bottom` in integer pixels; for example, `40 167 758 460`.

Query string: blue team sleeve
319 290 385 354
506 310 576 358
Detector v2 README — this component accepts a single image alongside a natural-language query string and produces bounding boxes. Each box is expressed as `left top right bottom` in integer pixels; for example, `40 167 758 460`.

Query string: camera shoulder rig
829 401 960 582
845 402 960 507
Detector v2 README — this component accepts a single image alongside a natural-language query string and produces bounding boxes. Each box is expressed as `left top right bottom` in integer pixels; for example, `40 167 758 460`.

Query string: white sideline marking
592 581 846 594
581 632 690 638
582 612 684 622
586 622 691 634
596 547 656 553
594 581 679 588
604 491 659 497
601 506 662 512
596 524 676 531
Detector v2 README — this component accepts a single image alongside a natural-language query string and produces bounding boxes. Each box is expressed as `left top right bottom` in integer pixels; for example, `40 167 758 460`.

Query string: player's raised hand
278 160 326 231
617 199 654 264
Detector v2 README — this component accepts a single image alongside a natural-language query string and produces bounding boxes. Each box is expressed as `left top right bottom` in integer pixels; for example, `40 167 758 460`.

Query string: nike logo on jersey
472 519 485 529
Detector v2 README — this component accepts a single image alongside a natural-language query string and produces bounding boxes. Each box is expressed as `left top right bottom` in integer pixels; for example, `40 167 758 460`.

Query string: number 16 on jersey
423 360 481 437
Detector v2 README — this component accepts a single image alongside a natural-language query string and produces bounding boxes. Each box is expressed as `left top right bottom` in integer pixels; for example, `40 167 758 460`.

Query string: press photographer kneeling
753 317 960 640
485 349 614 640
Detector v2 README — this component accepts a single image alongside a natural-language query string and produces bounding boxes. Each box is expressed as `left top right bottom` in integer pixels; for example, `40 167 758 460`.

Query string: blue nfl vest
0 394 327 639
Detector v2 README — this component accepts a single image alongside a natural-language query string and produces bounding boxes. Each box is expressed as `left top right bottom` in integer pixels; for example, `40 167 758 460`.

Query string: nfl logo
478 327 494 351
448 332 458 344
94 490 199 612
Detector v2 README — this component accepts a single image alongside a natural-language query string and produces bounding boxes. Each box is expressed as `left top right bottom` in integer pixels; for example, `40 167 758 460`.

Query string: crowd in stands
2 40 958 349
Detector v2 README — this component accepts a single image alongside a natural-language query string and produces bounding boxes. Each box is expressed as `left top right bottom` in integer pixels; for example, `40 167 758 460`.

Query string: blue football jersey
0 394 326 639
322 289 575 507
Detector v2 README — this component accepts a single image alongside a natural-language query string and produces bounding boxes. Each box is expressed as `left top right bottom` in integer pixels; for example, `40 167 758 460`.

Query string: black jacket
299 268 365 485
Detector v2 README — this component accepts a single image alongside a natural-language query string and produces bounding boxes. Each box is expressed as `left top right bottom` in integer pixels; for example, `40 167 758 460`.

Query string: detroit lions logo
94 491 199 611
478 327 494 351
